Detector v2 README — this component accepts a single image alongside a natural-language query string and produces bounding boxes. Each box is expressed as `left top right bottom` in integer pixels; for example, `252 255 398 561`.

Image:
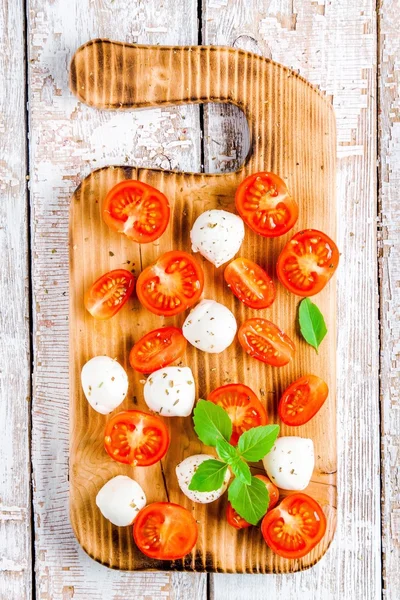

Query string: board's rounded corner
68 503 119 571
296 519 337 574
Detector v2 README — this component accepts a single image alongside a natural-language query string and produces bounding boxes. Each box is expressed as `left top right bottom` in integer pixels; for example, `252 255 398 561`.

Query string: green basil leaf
193 400 233 447
216 437 238 464
228 476 270 525
298 298 328 352
188 459 228 492
238 425 280 462
230 458 252 485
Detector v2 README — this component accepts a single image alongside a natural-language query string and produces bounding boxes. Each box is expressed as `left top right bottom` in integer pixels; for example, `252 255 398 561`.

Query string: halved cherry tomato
261 493 327 559
279 375 329 426
133 502 198 560
226 474 279 529
238 318 295 367
137 251 204 316
207 383 268 446
235 172 298 237
277 229 339 297
84 269 135 320
129 326 187 374
224 258 276 309
103 179 170 243
104 410 169 466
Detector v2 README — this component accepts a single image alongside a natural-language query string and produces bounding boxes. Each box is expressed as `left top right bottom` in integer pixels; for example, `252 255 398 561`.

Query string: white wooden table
0 0 398 598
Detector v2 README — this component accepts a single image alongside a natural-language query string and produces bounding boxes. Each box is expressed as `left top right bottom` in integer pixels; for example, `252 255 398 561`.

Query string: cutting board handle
70 39 332 173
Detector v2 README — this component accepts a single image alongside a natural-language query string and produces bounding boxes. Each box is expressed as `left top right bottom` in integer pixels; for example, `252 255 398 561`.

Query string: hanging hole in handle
202 103 250 174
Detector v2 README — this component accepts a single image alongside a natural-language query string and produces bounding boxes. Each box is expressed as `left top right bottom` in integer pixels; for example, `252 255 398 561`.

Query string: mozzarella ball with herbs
143 366 195 417
262 436 314 491
96 475 146 526
81 355 128 414
182 299 237 353
190 209 245 267
176 454 231 503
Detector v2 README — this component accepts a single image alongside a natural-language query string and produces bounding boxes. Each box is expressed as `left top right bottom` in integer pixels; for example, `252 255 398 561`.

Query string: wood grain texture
202 0 381 597
378 1 400 598
69 41 337 573
28 0 206 597
0 1 32 599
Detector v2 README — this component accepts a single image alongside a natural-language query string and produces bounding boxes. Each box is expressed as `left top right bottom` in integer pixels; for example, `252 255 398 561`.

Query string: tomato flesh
226 474 279 529
261 493 327 559
104 410 169 466
235 172 298 237
133 502 198 560
224 258 276 309
277 229 339 297
129 327 187 374
84 269 135 319
279 375 328 426
238 318 295 367
137 251 204 316
103 180 170 243
208 383 268 446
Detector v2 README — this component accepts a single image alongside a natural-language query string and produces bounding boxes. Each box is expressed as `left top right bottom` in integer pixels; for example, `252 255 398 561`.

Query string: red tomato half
84 269 135 320
235 172 298 237
137 251 204 316
238 318 295 367
129 326 187 374
104 410 169 466
279 374 329 426
224 258 276 309
103 179 170 243
207 383 268 446
261 493 327 559
133 502 198 560
226 474 279 530
277 229 339 297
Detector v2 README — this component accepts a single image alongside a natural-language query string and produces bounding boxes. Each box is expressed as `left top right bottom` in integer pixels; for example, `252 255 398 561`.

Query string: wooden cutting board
69 39 337 573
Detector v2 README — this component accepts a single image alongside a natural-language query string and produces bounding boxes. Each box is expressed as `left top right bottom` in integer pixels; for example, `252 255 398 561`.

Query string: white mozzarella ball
176 454 230 503
81 356 128 415
143 366 195 417
262 437 314 491
182 299 237 353
96 475 146 526
190 209 245 267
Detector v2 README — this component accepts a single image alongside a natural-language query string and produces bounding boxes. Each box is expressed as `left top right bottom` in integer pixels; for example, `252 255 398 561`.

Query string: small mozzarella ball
182 299 237 353
176 454 231 503
190 209 245 267
144 366 195 417
81 356 128 414
96 475 146 526
262 437 314 491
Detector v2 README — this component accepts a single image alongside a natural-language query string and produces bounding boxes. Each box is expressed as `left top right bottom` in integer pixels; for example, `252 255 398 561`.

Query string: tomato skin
261 493 327 559
226 474 279 530
224 258 276 309
238 318 295 367
84 269 135 320
226 503 251 530
137 251 204 317
103 179 170 243
207 383 268 446
104 410 169 466
235 172 298 238
129 327 187 374
133 502 198 560
279 375 328 426
277 229 339 297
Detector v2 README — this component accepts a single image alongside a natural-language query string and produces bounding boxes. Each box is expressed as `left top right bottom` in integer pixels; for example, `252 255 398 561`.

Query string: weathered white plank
378 2 400 598
0 1 32 599
28 0 206 598
202 1 381 598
